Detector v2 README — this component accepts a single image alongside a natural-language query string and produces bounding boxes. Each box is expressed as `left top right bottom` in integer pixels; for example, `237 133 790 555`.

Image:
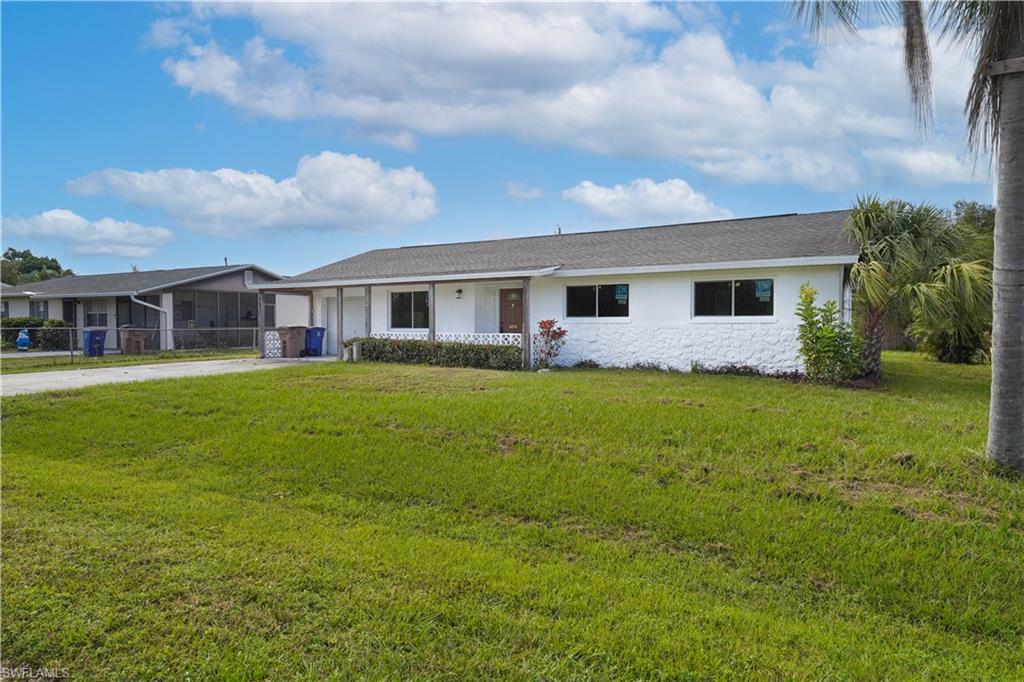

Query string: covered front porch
255 272 543 366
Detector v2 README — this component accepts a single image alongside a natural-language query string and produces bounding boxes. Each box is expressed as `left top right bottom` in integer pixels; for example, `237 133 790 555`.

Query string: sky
1 1 995 277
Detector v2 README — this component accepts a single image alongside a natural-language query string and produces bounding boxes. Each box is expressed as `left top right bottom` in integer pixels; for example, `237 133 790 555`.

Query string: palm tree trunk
860 308 885 380
987 40 1024 470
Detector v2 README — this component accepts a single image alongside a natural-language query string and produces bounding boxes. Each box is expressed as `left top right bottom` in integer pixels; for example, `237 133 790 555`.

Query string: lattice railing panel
436 332 522 346
370 331 522 346
264 330 283 358
371 331 429 340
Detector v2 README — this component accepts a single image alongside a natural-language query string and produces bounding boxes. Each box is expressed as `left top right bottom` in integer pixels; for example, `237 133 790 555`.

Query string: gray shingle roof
2 264 270 297
289 210 856 284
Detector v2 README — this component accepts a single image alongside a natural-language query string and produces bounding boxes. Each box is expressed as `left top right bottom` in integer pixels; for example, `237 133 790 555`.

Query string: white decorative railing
370 331 522 346
264 330 283 358
262 330 524 358
437 332 522 346
372 331 429 341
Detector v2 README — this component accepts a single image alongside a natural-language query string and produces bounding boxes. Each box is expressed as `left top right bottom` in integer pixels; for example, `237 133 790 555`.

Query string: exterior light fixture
455 288 463 299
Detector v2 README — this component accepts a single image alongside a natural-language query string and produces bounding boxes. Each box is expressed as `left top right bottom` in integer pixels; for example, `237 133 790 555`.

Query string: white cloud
563 178 731 224
504 182 544 201
153 5 987 190
366 130 417 152
861 147 977 186
144 17 205 49
2 209 173 258
67 151 438 236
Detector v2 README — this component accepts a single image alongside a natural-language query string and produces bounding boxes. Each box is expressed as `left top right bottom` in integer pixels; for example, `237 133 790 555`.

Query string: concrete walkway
1 358 302 397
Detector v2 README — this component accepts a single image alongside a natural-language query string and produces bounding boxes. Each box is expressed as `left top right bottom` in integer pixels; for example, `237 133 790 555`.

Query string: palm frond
793 1 935 130
792 1 861 39
934 1 1024 153
900 1 933 130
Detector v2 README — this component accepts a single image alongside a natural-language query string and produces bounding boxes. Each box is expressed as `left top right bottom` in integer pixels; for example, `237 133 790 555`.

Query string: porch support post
364 285 371 337
257 290 266 358
427 282 436 341
521 278 531 369
336 287 344 358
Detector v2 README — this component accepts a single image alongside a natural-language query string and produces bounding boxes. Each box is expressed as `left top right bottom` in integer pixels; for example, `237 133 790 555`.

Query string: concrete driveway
1 358 300 397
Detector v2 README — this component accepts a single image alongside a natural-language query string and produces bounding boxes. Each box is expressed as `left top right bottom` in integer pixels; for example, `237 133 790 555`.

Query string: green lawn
0 348 257 374
2 352 1021 679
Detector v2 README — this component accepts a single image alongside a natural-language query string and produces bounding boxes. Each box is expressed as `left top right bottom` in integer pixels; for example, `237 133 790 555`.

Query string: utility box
119 326 146 355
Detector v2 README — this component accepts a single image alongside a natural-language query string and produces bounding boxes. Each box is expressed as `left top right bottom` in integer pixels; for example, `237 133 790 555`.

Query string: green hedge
351 337 523 370
1 317 73 349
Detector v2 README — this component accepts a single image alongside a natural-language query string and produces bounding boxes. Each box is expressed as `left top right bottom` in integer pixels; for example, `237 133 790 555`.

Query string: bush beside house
0 317 73 350
796 284 862 383
351 337 522 370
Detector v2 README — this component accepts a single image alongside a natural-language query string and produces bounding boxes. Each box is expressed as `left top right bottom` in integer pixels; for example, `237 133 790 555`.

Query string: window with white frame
390 291 429 329
86 300 108 327
29 300 48 319
693 279 774 317
566 284 629 318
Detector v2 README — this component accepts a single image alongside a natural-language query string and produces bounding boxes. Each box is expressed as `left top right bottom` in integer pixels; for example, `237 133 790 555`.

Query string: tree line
1 248 75 286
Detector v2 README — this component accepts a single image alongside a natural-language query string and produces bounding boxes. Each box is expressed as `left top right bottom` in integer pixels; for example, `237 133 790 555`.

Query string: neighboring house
253 211 858 372
2 264 308 351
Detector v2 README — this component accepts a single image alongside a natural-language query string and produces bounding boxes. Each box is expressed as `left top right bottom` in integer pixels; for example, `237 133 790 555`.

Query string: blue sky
1 2 993 277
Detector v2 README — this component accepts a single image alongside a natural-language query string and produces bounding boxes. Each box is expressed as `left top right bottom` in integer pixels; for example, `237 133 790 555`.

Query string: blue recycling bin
84 329 107 357
304 327 326 357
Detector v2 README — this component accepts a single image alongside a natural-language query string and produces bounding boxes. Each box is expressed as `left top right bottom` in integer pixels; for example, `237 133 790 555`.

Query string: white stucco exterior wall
528 265 845 373
298 264 843 372
274 294 311 327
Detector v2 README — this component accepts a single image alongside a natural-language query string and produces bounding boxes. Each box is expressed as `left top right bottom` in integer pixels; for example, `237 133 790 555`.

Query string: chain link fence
1 326 263 361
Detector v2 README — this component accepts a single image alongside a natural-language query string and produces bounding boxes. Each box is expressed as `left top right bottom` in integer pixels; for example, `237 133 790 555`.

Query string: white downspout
130 294 173 351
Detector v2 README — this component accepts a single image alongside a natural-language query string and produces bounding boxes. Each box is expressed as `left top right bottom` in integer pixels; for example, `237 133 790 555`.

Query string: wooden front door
499 288 524 333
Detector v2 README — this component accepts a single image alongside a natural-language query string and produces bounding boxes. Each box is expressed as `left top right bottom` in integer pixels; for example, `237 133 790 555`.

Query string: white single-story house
2 264 308 351
252 210 859 373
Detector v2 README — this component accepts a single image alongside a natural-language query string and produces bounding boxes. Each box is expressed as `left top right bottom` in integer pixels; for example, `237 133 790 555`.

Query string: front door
499 288 523 333
62 299 76 324
62 299 79 349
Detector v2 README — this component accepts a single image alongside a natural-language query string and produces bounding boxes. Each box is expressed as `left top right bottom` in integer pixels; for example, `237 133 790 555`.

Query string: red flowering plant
535 319 568 369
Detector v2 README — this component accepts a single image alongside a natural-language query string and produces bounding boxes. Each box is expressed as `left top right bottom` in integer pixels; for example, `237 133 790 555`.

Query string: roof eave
248 256 856 290
250 266 562 290
550 255 859 278
136 264 281 294
9 290 137 298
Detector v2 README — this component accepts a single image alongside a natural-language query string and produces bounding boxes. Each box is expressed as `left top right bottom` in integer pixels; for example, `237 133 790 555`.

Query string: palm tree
795 1 1024 469
847 197 988 375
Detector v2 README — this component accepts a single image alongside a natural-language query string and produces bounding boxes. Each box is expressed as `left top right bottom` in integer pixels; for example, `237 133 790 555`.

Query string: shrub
691 362 803 381
351 337 522 370
796 284 862 383
908 261 991 364
1 316 49 348
630 361 665 371
572 359 601 369
38 319 74 351
535 319 568 368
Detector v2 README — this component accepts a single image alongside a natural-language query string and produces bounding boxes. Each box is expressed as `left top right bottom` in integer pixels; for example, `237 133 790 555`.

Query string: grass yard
2 352 1021 679
0 348 257 374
